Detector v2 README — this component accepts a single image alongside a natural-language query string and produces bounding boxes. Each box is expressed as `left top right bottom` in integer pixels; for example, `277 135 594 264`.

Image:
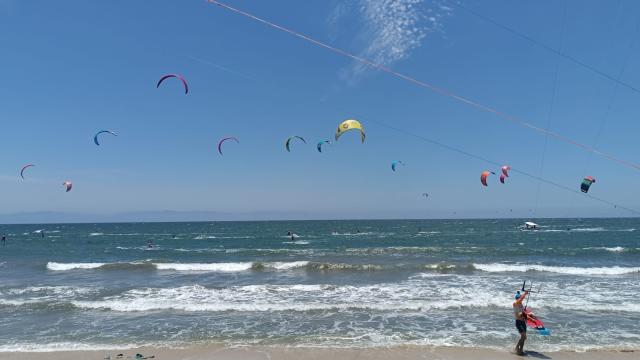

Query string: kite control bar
519 281 543 311
520 280 541 293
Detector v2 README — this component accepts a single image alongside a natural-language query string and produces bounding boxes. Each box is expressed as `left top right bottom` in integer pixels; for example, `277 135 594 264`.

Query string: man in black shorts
513 290 529 355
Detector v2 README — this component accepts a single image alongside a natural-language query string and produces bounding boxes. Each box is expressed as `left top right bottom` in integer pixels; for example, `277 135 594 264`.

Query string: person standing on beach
513 290 529 355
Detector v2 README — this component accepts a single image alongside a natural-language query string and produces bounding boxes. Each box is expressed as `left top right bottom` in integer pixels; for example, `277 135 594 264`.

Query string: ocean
0 219 638 352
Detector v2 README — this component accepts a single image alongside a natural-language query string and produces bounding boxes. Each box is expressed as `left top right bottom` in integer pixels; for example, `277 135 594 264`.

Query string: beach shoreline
0 345 637 360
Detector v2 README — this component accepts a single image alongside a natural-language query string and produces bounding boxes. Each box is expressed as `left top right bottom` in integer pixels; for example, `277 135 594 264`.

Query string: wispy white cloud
327 1 353 40
330 0 452 82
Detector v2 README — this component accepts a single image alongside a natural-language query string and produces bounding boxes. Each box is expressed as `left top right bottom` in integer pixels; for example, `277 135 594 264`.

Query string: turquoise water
0 219 638 351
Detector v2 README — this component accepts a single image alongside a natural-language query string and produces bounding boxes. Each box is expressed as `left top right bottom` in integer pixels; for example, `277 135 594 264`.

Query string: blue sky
1 0 639 221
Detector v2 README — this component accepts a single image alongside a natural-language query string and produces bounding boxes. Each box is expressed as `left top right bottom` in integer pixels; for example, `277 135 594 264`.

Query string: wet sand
0 346 636 360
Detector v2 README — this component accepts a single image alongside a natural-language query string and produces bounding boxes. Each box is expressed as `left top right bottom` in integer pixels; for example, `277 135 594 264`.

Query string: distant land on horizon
0 209 635 225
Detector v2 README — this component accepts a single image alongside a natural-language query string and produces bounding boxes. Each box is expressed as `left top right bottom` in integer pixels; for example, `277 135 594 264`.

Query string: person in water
1 234 5 246
147 240 154 248
513 290 529 355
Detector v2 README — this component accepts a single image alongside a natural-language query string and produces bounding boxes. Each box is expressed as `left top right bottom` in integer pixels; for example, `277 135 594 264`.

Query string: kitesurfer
513 290 529 355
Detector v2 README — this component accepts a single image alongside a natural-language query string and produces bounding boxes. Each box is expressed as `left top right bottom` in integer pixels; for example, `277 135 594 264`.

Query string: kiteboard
524 308 550 336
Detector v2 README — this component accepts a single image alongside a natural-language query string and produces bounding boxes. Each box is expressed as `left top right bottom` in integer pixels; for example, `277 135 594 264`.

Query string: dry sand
0 346 636 360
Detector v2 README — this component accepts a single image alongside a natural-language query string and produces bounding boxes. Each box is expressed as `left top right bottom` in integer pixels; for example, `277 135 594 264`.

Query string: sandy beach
1 346 637 360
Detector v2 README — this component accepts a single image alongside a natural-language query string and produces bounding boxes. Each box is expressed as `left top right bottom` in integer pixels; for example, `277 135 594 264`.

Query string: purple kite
501 165 511 177
63 180 73 192
157 74 189 94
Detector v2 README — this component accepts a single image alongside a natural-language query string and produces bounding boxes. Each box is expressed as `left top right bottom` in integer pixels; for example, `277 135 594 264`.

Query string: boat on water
522 221 539 230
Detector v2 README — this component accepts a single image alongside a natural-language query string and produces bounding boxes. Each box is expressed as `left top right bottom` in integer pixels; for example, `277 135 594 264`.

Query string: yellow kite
335 119 365 143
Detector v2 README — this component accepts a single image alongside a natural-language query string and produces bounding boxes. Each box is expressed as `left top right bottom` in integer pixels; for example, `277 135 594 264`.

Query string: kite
93 130 118 146
480 171 495 187
335 119 365 143
63 180 73 192
581 176 596 193
501 165 511 177
156 74 189 94
285 136 306 152
317 140 331 153
499 165 510 184
391 160 405 172
218 137 239 155
20 164 35 180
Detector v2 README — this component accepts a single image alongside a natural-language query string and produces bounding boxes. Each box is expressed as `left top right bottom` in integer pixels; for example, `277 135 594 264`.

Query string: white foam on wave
42 260 313 272
70 282 508 313
0 286 100 307
584 246 626 253
76 276 640 315
3 286 96 297
46 262 105 271
154 262 252 272
346 246 442 255
154 261 310 272
173 247 225 253
267 261 309 270
282 240 310 245
193 235 217 240
115 246 148 251
88 232 104 236
474 263 639 275
0 342 140 353
97 272 625 316
605 246 625 252
570 227 605 232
